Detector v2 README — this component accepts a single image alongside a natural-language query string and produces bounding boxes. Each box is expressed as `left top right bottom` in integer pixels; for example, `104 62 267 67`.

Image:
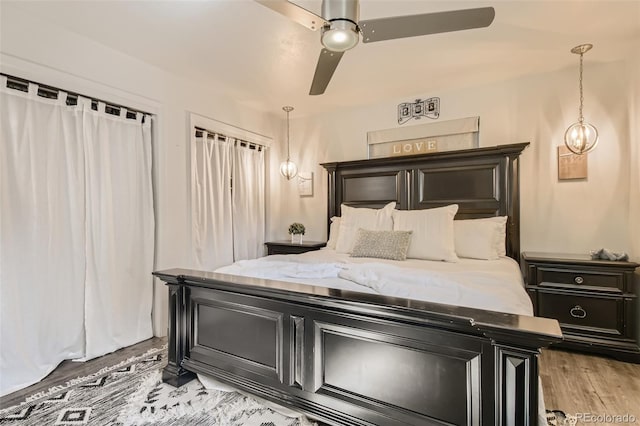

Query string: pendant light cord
283 106 294 161
578 52 584 124
286 108 291 160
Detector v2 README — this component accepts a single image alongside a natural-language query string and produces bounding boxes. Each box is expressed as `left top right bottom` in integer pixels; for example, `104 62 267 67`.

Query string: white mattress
216 248 533 316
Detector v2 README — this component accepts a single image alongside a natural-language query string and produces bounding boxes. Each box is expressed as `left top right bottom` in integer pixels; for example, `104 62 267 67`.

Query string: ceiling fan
255 0 495 95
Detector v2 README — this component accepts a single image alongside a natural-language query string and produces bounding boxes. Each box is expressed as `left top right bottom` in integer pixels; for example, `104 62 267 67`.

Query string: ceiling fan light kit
321 0 359 52
321 20 359 52
256 0 495 95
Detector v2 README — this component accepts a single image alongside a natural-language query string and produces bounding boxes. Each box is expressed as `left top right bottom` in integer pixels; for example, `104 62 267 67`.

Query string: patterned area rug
0 347 312 426
0 345 568 426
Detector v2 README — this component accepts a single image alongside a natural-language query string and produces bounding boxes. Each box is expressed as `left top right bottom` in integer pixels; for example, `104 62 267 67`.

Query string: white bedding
216 248 533 316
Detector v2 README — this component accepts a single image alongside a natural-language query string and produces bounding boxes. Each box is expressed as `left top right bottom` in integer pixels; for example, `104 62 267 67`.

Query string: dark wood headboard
321 142 529 262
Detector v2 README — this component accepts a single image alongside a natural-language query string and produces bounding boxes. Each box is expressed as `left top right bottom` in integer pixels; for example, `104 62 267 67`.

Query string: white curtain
192 133 233 269
191 132 265 267
232 144 266 261
0 77 154 395
82 101 154 360
0 80 86 395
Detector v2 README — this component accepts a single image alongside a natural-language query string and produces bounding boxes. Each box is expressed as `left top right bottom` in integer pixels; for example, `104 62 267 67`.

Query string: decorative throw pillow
350 229 413 261
392 205 459 262
454 216 507 260
325 216 341 249
335 202 396 253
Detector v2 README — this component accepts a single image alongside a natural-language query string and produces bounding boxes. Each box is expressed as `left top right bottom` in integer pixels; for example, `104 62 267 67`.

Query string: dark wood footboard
154 268 562 426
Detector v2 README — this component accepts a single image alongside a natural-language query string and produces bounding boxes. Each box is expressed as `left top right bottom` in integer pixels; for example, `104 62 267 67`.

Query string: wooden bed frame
154 142 562 426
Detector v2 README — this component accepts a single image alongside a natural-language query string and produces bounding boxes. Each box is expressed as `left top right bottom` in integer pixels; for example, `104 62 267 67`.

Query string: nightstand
265 240 326 255
522 252 640 363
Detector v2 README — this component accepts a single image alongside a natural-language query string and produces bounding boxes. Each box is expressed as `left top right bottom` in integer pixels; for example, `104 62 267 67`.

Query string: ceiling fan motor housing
322 0 359 24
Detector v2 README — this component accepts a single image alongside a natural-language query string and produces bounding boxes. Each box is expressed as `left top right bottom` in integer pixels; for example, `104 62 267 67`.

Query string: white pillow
335 202 396 253
326 216 341 249
392 205 459 262
454 216 508 260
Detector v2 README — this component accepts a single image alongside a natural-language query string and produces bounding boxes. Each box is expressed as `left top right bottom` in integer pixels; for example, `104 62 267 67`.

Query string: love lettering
391 140 437 156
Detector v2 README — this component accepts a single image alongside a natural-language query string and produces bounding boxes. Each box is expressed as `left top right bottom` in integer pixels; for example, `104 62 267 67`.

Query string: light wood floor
2 339 639 425
539 348 640 424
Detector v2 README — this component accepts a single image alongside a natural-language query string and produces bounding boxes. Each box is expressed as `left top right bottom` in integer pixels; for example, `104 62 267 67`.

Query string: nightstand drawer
537 291 623 337
536 267 623 293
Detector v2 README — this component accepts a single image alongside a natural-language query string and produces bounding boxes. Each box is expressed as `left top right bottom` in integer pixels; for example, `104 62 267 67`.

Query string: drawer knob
574 276 584 284
570 305 587 319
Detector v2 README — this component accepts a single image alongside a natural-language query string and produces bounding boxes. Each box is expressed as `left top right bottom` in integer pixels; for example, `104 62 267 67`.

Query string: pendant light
564 44 599 155
280 106 298 180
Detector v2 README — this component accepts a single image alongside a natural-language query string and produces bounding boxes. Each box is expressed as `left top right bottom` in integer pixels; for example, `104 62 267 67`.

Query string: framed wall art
558 146 587 180
298 172 313 197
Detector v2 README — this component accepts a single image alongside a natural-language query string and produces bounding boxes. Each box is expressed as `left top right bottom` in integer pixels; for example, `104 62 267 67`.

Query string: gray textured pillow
350 229 413 261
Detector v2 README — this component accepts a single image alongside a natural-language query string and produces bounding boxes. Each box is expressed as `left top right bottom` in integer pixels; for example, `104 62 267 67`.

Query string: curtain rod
1 73 152 117
195 126 266 151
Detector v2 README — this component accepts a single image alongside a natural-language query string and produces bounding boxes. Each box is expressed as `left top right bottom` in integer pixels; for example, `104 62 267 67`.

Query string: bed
153 142 562 425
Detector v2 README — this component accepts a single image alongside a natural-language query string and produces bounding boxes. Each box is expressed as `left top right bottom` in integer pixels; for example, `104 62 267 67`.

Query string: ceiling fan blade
360 7 495 43
254 0 328 31
309 49 344 95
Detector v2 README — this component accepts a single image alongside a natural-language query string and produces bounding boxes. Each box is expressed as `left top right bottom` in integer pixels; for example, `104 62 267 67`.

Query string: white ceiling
5 0 640 115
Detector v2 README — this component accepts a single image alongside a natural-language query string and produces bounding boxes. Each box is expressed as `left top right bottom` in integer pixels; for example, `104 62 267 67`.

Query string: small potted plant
288 222 306 244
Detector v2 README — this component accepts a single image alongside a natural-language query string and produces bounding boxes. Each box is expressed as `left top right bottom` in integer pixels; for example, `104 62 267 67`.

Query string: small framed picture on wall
558 146 587 180
298 172 313 197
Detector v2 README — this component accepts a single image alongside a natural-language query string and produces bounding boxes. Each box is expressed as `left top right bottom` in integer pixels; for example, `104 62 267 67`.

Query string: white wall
0 6 278 337
270 58 639 258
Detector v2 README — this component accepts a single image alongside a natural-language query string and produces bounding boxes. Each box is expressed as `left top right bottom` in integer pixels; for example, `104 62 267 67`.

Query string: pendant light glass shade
564 44 599 155
279 160 298 180
280 106 298 180
564 121 599 154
